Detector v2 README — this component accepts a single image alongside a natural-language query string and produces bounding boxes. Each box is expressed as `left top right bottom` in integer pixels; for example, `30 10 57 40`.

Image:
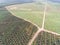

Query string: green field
7 3 60 34
0 3 60 45
10 10 43 27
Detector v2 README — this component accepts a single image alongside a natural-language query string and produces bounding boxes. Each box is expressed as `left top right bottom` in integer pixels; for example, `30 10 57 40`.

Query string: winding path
5 3 60 45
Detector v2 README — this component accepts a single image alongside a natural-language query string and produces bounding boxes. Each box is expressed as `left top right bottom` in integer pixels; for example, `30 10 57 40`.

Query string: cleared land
0 3 60 45
6 3 60 34
6 3 44 27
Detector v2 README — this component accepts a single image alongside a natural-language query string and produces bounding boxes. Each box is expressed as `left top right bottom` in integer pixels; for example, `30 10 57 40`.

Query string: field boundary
5 7 60 45
5 7 40 29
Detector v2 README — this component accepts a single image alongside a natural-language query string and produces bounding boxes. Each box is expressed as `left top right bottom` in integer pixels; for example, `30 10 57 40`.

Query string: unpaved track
27 0 47 45
27 0 60 45
5 7 40 29
5 6 60 45
27 28 44 45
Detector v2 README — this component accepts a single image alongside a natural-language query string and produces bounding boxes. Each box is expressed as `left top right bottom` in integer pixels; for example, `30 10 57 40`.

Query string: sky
0 0 60 3
48 0 60 3
0 0 33 3
34 0 60 3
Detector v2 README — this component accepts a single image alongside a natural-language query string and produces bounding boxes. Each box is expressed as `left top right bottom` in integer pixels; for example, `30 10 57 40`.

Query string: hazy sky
0 0 60 3
0 0 33 3
35 0 60 1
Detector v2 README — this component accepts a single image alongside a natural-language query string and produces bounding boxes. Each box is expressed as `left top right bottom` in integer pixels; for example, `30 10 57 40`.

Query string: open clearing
0 2 60 45
6 3 60 34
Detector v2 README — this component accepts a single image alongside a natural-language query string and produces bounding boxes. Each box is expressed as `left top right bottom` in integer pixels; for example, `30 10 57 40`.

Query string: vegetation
0 7 38 45
0 2 60 45
8 3 60 34
33 31 60 45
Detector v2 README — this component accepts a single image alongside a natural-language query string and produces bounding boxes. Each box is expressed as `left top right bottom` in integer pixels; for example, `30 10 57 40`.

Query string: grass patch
11 10 43 27
8 3 60 34
45 12 60 34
